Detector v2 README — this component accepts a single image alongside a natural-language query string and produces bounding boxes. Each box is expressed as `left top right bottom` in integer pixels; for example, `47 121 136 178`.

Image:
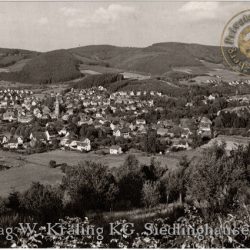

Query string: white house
58 127 68 136
110 145 122 155
76 142 91 152
113 129 121 137
136 119 146 125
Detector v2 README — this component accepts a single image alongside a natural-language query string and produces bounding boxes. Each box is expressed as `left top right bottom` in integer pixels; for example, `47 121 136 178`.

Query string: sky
0 1 250 51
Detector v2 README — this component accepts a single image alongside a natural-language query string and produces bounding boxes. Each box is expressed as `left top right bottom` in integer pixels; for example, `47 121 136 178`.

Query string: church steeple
54 95 60 118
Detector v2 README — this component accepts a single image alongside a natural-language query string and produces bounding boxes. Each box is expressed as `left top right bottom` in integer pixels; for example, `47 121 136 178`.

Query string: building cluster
228 80 250 86
0 86 213 154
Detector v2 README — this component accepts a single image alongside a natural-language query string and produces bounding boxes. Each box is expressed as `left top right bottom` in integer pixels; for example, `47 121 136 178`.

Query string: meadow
0 149 187 197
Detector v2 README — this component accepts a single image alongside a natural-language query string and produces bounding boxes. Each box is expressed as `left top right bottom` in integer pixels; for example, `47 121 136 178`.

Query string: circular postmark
221 9 250 75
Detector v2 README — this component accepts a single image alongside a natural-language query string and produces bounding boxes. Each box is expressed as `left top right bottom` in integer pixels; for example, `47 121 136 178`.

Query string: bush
117 155 144 207
60 163 68 173
141 181 161 208
186 143 250 215
49 160 57 168
0 197 7 215
62 161 119 213
20 182 63 222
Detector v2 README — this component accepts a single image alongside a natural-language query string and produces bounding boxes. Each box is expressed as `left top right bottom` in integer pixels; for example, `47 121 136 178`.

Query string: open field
177 60 250 85
8 58 31 72
79 64 122 74
0 68 9 73
79 63 151 80
121 71 151 80
0 149 195 197
202 135 250 151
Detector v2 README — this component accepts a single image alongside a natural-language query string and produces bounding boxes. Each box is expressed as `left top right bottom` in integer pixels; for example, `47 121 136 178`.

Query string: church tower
54 95 60 118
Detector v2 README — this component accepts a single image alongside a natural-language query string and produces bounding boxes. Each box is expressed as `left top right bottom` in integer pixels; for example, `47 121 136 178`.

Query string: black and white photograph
1 0 250 248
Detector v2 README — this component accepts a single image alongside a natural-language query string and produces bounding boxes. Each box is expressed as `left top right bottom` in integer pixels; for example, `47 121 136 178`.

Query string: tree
117 155 144 208
49 160 57 168
0 197 7 215
142 157 167 181
186 143 250 215
10 127 16 136
6 191 21 212
162 156 189 204
80 125 88 138
214 116 224 128
142 181 161 208
20 182 63 222
143 131 157 153
62 161 118 213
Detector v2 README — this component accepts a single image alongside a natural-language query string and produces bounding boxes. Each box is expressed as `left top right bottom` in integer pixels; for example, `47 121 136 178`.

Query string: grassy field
202 135 250 151
0 149 191 197
8 59 31 72
79 64 122 74
178 60 250 85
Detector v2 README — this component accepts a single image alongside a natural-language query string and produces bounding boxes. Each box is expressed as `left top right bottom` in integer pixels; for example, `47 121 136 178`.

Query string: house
208 94 216 101
30 131 48 145
76 142 91 152
17 136 24 145
198 117 212 138
78 115 89 126
66 108 74 115
44 130 51 141
113 129 121 137
4 138 19 149
33 108 41 117
0 101 8 108
163 120 175 129
2 110 15 122
41 114 50 120
82 138 91 146
60 138 70 147
62 114 69 121
181 128 192 139
129 123 136 131
1 135 9 145
42 106 51 115
136 119 146 125
110 145 122 155
137 124 147 134
110 123 116 131
172 139 190 151
18 114 33 124
121 128 130 138
69 140 78 150
58 127 68 136
69 140 91 152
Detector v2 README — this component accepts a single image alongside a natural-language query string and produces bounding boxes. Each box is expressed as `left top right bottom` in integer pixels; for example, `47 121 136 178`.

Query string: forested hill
0 42 223 84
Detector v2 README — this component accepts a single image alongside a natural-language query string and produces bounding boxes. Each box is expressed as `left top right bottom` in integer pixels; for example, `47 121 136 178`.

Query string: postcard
0 0 250 248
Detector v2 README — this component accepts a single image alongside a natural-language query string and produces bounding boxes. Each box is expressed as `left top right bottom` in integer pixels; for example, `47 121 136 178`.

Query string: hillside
69 42 223 75
0 50 82 84
0 48 38 67
0 42 224 84
72 73 186 96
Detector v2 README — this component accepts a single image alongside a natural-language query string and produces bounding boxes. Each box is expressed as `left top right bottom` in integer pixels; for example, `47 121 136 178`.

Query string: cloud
60 7 80 17
179 2 220 20
67 4 136 28
37 17 49 25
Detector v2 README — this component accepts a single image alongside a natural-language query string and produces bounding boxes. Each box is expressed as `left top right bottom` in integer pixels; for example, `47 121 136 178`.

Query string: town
0 86 215 156
2 2 250 248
